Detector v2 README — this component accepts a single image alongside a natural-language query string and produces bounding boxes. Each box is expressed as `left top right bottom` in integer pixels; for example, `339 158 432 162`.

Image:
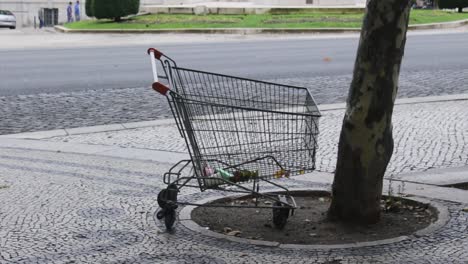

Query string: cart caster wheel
164 209 176 230
156 210 165 220
157 189 168 208
167 184 178 202
157 184 178 208
272 201 289 229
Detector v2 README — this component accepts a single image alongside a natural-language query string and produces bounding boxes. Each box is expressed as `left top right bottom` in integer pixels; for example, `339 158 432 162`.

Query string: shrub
92 0 140 21
439 0 468 12
85 0 93 17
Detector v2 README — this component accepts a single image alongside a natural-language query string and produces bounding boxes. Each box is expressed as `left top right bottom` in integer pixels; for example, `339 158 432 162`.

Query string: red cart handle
152 82 170 96
147 48 163 60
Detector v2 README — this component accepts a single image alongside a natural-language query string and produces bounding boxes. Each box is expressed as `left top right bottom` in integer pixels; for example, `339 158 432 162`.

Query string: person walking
67 2 73 23
38 9 44 28
74 1 81 22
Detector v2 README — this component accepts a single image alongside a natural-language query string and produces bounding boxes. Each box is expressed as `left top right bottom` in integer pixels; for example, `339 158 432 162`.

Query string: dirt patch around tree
191 191 437 245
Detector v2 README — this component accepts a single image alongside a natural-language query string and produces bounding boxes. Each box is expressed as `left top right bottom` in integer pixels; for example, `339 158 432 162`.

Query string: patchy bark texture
328 0 411 224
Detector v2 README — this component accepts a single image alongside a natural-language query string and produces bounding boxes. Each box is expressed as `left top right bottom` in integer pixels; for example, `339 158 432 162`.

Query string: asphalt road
0 32 468 134
1 32 468 96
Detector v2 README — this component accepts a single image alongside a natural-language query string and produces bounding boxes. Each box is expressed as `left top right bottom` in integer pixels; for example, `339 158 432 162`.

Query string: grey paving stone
47 100 468 177
1 147 466 262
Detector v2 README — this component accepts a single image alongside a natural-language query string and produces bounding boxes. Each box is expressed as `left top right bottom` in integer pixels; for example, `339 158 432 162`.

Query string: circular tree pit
191 191 438 245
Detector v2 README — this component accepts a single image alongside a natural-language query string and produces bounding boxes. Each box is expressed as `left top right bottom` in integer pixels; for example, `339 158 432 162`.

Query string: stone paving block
46 100 468 178
1 147 466 262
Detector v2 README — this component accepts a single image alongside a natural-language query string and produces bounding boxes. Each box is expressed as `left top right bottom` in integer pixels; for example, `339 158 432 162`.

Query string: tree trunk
458 7 463 13
328 0 411 225
114 17 122 22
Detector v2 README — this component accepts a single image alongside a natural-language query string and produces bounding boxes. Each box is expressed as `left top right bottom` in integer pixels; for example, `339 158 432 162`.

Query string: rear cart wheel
164 209 176 230
157 184 179 230
157 184 178 208
272 201 289 229
156 210 165 220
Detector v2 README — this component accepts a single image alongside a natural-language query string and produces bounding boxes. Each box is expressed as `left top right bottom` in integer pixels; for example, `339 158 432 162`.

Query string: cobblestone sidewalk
47 99 468 178
0 147 467 263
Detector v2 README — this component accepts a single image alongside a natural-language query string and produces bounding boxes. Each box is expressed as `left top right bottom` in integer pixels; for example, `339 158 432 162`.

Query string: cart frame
147 48 320 230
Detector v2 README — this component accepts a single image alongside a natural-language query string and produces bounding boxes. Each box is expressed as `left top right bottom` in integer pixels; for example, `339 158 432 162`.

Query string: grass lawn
67 10 468 30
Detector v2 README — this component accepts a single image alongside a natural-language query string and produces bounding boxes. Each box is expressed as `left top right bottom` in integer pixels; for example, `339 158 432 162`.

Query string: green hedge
85 0 93 17
92 0 139 21
439 0 468 12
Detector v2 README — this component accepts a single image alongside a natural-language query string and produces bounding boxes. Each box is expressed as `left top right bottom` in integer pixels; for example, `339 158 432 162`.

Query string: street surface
0 30 468 134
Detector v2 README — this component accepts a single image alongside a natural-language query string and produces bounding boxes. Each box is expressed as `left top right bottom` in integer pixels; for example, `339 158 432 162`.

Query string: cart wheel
167 184 178 203
157 188 169 208
164 209 176 230
157 184 179 209
272 201 289 229
156 210 165 220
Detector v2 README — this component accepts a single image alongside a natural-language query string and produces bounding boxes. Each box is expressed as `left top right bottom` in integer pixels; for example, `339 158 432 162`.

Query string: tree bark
458 7 463 13
328 0 411 224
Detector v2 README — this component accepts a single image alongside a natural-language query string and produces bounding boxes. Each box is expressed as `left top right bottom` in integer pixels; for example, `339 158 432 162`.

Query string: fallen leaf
227 230 242 236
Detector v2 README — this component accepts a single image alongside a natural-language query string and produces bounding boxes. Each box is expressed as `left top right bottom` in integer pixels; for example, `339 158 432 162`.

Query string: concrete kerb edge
1 93 467 140
407 18 468 30
54 19 468 34
409 196 450 238
0 118 177 140
177 187 451 250
54 26 361 34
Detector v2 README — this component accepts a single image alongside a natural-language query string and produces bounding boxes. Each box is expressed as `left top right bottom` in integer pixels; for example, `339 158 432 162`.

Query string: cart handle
152 82 170 96
148 48 162 83
147 48 163 60
148 48 170 96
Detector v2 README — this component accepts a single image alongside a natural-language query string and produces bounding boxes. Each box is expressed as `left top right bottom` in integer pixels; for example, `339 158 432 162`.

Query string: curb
54 19 468 34
408 18 468 30
178 188 450 249
0 138 188 164
2 93 467 140
54 25 360 34
0 118 176 140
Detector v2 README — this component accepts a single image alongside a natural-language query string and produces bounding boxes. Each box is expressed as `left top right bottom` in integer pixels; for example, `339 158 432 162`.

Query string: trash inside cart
147 48 321 230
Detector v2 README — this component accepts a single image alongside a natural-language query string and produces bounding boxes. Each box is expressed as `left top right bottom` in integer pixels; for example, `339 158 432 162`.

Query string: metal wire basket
148 48 321 230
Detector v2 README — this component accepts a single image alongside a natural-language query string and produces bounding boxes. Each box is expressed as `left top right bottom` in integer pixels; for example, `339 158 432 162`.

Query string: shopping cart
147 48 321 230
